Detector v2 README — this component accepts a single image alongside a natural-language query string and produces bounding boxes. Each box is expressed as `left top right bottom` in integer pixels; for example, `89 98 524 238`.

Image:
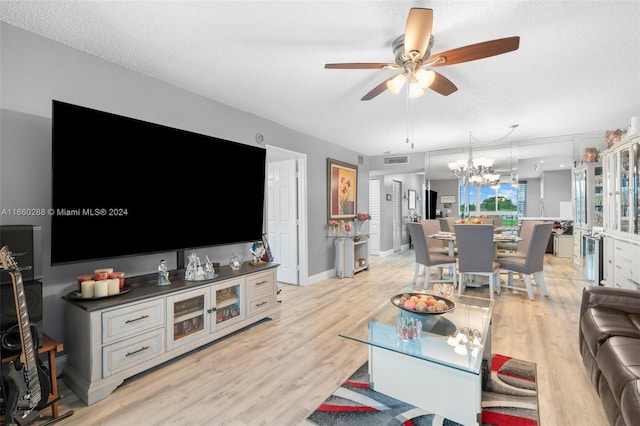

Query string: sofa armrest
579 286 640 357
580 286 640 319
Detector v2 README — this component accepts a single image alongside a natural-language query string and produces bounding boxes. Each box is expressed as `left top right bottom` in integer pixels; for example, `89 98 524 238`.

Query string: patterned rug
307 354 538 426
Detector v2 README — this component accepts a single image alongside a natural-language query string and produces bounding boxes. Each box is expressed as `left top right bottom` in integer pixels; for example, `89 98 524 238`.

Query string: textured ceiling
1 1 639 179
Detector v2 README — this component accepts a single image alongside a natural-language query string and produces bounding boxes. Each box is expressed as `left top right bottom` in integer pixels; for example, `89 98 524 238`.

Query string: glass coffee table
339 288 494 425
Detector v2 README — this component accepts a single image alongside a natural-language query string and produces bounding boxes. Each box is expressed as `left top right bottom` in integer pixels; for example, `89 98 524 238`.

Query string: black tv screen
51 100 266 265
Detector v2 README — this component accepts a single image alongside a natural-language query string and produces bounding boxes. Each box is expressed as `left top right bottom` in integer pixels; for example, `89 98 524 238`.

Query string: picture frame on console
327 158 357 220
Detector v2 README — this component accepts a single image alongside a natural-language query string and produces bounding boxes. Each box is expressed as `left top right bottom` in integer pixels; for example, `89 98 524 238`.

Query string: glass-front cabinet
166 278 245 350
573 162 603 230
574 167 586 226
211 278 245 331
607 139 639 236
601 134 640 289
167 288 209 350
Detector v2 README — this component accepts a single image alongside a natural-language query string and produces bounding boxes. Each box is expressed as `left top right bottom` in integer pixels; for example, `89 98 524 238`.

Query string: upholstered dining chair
497 220 543 258
407 222 457 290
498 222 554 300
454 224 501 300
421 219 449 255
491 216 503 227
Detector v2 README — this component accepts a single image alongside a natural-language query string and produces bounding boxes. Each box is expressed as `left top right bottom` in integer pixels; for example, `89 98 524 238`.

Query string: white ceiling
1 1 639 179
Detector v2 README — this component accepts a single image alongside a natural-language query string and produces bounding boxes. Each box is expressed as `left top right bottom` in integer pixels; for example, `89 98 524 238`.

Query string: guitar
1 245 50 426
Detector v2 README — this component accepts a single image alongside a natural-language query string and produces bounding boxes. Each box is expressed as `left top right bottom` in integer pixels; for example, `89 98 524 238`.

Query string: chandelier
448 132 501 187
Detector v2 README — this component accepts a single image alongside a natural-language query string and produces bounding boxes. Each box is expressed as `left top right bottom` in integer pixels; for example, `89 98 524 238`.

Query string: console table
328 234 370 278
61 263 279 405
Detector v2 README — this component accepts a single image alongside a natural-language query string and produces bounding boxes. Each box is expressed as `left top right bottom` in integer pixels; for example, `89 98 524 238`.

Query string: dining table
428 231 522 258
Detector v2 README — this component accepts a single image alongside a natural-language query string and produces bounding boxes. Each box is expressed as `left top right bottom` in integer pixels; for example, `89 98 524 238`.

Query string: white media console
62 263 279 405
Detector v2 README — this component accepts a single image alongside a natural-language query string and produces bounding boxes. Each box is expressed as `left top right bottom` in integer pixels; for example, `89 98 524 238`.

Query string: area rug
307 354 538 426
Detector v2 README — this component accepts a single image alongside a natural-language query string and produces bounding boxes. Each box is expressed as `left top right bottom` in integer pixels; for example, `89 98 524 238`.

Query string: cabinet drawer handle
255 301 268 307
616 265 622 270
207 308 217 313
125 315 149 323
125 346 150 357
255 280 269 286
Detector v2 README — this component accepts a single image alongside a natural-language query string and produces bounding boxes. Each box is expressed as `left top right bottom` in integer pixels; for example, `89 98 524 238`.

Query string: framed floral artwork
327 158 357 220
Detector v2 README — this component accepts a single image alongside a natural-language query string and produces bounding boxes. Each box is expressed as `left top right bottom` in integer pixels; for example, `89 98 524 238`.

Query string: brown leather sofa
579 286 640 425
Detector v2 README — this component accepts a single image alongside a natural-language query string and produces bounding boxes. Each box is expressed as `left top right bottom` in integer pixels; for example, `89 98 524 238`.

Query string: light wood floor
42 250 608 425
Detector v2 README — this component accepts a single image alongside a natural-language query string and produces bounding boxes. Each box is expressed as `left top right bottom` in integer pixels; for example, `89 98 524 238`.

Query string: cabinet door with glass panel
593 164 604 228
634 140 640 236
210 278 245 333
574 167 586 227
166 287 210 350
607 136 640 236
619 147 631 233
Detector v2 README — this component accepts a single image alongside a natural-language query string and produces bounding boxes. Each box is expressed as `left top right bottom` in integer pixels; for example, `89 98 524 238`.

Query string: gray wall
541 170 572 217
0 23 369 346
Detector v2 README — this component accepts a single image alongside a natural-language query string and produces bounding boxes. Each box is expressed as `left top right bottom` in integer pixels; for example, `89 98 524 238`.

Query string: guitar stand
3 402 74 426
37 409 74 426
33 395 74 426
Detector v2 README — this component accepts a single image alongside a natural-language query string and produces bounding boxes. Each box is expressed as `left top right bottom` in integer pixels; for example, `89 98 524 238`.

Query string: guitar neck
2 245 42 407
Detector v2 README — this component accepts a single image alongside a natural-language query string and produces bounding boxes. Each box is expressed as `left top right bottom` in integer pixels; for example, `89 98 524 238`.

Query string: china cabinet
601 134 640 289
573 162 604 230
62 263 278 405
573 162 603 266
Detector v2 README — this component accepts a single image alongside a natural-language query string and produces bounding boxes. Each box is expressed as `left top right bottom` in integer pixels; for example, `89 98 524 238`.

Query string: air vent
383 156 409 165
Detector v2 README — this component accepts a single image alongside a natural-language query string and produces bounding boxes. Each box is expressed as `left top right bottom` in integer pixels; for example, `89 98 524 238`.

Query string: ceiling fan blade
429 71 458 96
404 8 433 60
361 77 393 101
325 63 398 70
426 36 520 66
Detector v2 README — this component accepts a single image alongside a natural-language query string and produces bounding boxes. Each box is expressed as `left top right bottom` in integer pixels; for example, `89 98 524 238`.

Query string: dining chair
497 220 543 258
498 222 554 300
421 219 449 255
454 224 501 300
407 222 457 290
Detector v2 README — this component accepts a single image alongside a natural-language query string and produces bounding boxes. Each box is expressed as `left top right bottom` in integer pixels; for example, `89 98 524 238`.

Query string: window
458 181 527 225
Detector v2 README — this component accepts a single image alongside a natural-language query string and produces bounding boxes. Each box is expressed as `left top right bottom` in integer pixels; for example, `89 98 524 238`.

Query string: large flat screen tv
51 100 266 265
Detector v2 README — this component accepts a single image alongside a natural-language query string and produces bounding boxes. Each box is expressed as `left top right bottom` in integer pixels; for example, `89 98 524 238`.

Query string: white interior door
267 158 298 284
369 179 380 255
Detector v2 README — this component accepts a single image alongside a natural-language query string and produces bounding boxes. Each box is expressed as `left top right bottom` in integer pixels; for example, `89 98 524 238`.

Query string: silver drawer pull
255 301 268 307
125 346 150 357
255 280 268 286
125 314 150 323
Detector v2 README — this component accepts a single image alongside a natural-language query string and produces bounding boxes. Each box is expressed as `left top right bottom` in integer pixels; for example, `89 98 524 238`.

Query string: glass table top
339 287 494 375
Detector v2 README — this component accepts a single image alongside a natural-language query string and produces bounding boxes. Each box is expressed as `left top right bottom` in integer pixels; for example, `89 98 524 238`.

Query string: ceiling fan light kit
325 7 520 101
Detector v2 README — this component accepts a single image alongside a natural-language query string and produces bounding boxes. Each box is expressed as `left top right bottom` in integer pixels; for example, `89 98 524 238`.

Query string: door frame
266 145 308 286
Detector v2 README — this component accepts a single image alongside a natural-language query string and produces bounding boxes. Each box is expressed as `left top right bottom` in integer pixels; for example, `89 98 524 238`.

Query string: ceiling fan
325 8 520 101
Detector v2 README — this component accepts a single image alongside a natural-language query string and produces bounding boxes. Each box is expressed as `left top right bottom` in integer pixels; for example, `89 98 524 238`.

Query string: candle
109 272 126 291
95 268 113 281
77 274 94 291
107 278 120 295
81 280 95 298
94 280 109 297
94 271 109 281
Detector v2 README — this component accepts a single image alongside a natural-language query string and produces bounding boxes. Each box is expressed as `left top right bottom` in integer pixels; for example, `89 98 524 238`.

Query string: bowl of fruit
391 293 456 315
